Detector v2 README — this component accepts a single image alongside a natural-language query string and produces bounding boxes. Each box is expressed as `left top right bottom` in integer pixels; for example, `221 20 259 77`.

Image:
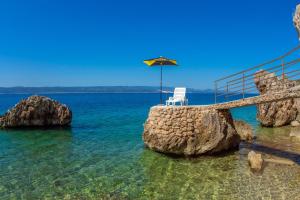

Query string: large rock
254 70 299 127
143 106 240 156
234 120 254 141
0 96 72 128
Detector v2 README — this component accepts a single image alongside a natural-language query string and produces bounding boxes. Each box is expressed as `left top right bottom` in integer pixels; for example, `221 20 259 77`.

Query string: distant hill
0 86 215 94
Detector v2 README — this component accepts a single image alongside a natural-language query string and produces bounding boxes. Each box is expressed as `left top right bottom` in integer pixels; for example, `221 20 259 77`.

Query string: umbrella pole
160 66 162 104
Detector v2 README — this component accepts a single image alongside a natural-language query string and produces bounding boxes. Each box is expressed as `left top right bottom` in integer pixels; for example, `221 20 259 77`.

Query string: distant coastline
0 86 215 94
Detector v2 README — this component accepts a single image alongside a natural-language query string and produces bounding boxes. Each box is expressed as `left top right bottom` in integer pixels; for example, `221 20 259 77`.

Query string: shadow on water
135 147 243 199
0 126 73 140
243 141 300 165
0 127 74 161
140 146 238 161
0 127 74 154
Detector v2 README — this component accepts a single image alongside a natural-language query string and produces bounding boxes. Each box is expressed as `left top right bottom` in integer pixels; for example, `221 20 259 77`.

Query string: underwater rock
143 106 240 156
0 95 72 128
291 120 300 127
234 120 254 141
290 127 300 140
248 151 263 172
254 70 298 127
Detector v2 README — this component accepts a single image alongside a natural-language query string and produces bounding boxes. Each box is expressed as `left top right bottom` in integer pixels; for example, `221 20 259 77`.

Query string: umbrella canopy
144 57 177 66
144 57 178 104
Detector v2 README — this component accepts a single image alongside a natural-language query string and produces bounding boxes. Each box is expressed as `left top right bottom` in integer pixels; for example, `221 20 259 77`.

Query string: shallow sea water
0 93 299 199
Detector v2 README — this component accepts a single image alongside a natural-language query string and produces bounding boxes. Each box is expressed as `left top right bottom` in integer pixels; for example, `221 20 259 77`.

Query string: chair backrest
173 88 186 100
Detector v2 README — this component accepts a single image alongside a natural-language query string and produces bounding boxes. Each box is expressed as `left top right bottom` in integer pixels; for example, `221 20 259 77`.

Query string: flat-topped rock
0 95 72 128
143 106 240 156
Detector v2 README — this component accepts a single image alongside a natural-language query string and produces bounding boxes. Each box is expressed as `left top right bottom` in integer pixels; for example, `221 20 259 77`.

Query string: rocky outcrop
143 106 240 156
234 120 254 141
248 151 263 172
293 4 300 39
254 70 299 127
0 96 72 128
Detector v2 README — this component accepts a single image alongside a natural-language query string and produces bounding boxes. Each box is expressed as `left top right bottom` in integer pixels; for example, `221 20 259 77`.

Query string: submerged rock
234 120 254 141
290 127 300 140
248 151 263 172
254 70 299 127
143 106 240 156
291 120 300 127
0 95 72 128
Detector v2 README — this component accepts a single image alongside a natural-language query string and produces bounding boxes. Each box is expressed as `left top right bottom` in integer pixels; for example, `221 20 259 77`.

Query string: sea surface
0 93 299 199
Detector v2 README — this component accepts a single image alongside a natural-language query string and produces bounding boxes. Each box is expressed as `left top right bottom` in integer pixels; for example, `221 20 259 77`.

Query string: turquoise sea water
0 93 299 199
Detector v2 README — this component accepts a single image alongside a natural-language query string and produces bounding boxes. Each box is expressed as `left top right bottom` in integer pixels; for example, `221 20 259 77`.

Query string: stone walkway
211 88 300 110
156 87 300 110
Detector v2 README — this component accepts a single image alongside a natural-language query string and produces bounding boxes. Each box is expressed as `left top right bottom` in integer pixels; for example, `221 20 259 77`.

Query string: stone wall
143 106 240 156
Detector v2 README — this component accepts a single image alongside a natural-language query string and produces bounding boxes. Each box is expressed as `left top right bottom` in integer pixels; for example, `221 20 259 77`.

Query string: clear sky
0 0 299 89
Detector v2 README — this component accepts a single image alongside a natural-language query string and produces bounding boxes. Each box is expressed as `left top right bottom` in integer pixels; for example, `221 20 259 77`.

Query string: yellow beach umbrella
144 56 178 104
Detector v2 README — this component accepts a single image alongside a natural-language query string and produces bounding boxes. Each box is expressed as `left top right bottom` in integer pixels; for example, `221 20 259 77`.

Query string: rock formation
234 120 254 141
248 151 263 172
0 96 72 128
143 106 240 156
254 70 299 127
293 4 300 40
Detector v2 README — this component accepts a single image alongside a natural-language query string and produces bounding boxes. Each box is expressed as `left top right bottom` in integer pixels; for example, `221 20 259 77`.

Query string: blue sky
0 0 299 89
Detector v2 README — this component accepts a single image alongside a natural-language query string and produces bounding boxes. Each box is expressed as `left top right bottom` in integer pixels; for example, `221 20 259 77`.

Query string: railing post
242 72 245 100
282 59 285 77
226 83 228 101
214 81 217 103
282 59 285 90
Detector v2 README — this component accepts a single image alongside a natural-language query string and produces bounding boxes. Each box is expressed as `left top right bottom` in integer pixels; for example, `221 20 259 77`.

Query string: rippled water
0 93 299 199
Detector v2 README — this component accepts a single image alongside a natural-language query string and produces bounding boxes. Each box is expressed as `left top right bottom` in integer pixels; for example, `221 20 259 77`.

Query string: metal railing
214 45 300 103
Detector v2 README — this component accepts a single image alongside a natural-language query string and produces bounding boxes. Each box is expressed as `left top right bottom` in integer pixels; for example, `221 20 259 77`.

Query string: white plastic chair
166 88 188 106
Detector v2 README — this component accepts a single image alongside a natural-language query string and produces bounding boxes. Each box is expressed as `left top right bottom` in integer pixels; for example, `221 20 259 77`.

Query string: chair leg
184 99 188 105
